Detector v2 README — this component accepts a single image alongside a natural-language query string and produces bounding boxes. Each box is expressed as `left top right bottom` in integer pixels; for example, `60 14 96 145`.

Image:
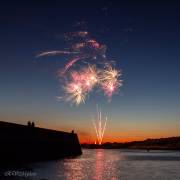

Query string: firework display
37 31 122 105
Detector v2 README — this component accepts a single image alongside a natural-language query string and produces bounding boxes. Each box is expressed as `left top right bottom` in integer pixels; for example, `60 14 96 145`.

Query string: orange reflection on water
62 149 121 179
94 149 104 180
94 149 119 180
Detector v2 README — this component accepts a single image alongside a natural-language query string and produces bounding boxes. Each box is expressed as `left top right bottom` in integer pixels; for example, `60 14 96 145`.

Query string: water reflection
62 149 120 180
94 149 104 180
63 158 87 180
27 149 180 180
93 149 121 180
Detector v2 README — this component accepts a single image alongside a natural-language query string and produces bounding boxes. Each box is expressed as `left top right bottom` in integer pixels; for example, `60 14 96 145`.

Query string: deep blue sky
0 0 180 142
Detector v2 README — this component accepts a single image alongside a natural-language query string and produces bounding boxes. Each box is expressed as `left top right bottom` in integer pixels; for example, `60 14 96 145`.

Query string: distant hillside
82 137 180 150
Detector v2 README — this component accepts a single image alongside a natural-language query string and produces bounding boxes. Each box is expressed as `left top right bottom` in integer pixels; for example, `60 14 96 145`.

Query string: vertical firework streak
92 106 107 145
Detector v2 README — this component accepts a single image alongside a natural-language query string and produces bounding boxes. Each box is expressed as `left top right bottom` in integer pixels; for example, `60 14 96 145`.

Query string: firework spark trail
92 106 107 145
92 119 99 142
60 57 81 76
36 31 107 74
36 50 79 57
102 117 107 141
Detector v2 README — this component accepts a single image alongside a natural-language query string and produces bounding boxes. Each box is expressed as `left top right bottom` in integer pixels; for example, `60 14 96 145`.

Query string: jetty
0 121 82 164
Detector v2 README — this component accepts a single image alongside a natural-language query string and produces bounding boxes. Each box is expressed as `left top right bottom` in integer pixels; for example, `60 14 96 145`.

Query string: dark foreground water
2 149 180 180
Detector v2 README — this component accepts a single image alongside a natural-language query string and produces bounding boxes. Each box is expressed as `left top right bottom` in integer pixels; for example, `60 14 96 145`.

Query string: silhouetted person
31 122 35 128
72 130 74 134
27 121 31 127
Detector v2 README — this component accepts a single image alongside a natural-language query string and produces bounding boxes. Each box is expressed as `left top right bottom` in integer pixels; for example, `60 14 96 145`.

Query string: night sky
0 0 180 143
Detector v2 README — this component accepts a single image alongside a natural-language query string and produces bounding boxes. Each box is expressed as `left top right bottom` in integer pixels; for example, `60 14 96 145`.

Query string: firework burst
99 64 123 97
81 65 98 91
63 65 98 105
64 82 86 105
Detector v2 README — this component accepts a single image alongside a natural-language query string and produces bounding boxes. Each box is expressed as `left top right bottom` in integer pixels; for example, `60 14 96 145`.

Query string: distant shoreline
82 137 180 150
